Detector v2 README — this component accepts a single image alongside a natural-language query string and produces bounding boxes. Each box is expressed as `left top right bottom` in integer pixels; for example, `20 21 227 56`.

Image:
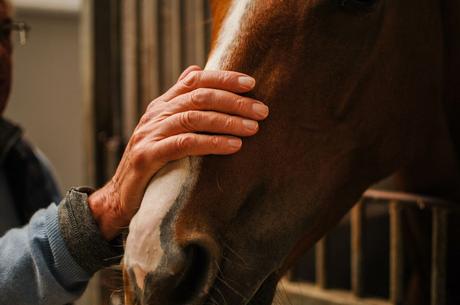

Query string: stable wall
5 4 85 192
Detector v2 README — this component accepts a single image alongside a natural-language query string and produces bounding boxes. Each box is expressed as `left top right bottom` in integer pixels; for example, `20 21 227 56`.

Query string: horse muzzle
124 233 221 305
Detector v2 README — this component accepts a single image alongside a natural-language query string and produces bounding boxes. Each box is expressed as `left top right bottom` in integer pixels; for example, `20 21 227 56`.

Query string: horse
122 1 460 305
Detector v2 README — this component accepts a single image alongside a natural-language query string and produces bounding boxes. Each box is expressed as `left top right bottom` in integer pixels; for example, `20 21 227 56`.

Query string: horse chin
244 275 279 305
204 273 279 305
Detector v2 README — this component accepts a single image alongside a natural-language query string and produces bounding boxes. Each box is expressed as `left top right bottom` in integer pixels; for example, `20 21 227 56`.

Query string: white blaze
124 159 192 290
124 0 252 290
205 0 253 70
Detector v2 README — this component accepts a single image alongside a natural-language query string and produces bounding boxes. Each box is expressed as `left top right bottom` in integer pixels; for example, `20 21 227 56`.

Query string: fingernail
252 103 269 118
228 138 242 148
243 119 259 131
238 76 256 89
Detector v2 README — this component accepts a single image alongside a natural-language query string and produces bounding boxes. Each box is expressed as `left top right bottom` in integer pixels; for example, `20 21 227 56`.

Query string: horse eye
340 0 378 9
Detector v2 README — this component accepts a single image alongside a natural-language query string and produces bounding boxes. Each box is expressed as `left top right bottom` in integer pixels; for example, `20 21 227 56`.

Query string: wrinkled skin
124 1 460 305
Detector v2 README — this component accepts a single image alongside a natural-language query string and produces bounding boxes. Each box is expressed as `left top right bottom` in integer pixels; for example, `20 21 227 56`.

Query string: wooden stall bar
431 207 448 305
389 201 404 305
316 237 328 289
351 200 366 297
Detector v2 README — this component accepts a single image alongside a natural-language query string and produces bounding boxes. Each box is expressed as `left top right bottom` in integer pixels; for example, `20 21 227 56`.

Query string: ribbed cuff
45 206 90 288
58 187 124 275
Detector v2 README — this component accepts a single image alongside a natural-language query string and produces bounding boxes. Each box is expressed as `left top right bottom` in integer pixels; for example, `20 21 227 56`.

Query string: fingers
168 88 269 121
178 65 202 81
162 68 256 101
158 111 259 138
180 70 256 93
153 134 243 163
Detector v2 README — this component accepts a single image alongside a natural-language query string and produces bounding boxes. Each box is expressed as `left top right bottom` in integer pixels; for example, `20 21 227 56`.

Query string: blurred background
7 0 84 192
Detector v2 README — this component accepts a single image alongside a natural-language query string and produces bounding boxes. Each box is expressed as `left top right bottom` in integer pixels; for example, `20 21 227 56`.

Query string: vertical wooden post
79 3 101 304
351 200 366 297
81 0 96 188
431 208 448 305
316 237 328 289
139 0 161 110
183 0 207 67
121 0 139 139
389 201 404 305
158 0 183 91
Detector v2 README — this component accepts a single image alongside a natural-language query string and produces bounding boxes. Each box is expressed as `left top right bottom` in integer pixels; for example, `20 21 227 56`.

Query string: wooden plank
139 0 161 110
316 237 328 289
279 281 391 305
351 200 366 297
121 0 139 138
80 0 96 187
389 202 404 305
431 208 448 305
159 0 183 91
364 189 459 210
78 2 101 304
183 0 207 67
170 0 183 77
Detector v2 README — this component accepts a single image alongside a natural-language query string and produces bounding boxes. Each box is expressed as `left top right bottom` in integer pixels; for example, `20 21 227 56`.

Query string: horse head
123 1 452 305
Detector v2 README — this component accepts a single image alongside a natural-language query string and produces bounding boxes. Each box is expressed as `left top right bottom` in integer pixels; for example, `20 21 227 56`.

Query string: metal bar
316 237 328 289
351 200 366 297
389 201 404 305
431 207 448 305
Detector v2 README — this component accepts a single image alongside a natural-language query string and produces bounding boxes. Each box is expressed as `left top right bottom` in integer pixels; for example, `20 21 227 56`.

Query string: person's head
0 0 13 114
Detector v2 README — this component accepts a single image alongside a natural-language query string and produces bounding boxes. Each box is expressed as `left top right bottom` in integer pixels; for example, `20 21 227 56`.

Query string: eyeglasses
1 20 31 46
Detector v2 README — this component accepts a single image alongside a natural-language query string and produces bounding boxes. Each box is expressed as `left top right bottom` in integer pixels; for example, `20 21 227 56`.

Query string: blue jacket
0 118 122 305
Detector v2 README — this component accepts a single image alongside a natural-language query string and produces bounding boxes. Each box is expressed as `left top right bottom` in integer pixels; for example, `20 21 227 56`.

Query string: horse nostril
171 244 212 305
138 236 220 305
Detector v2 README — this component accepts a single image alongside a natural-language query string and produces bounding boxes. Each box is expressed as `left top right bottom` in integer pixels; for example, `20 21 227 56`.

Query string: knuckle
190 88 209 107
235 97 247 112
179 111 198 131
146 100 156 112
146 98 163 112
220 72 234 84
182 70 201 89
210 136 221 148
130 131 144 146
139 113 151 125
223 117 235 130
176 134 195 150
132 150 149 170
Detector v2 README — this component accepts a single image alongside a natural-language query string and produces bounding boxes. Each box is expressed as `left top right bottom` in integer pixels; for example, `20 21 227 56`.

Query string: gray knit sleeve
58 187 123 275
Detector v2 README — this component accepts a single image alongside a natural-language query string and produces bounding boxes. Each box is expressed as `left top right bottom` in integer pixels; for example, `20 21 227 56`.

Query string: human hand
87 66 269 240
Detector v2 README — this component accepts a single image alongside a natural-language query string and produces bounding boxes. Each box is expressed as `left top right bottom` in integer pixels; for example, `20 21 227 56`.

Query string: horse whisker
216 174 224 193
214 286 229 305
103 254 125 261
216 275 249 303
209 295 220 305
222 242 249 266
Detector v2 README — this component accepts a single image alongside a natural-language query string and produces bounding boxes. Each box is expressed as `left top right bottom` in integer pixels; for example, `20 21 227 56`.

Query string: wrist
87 183 127 241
